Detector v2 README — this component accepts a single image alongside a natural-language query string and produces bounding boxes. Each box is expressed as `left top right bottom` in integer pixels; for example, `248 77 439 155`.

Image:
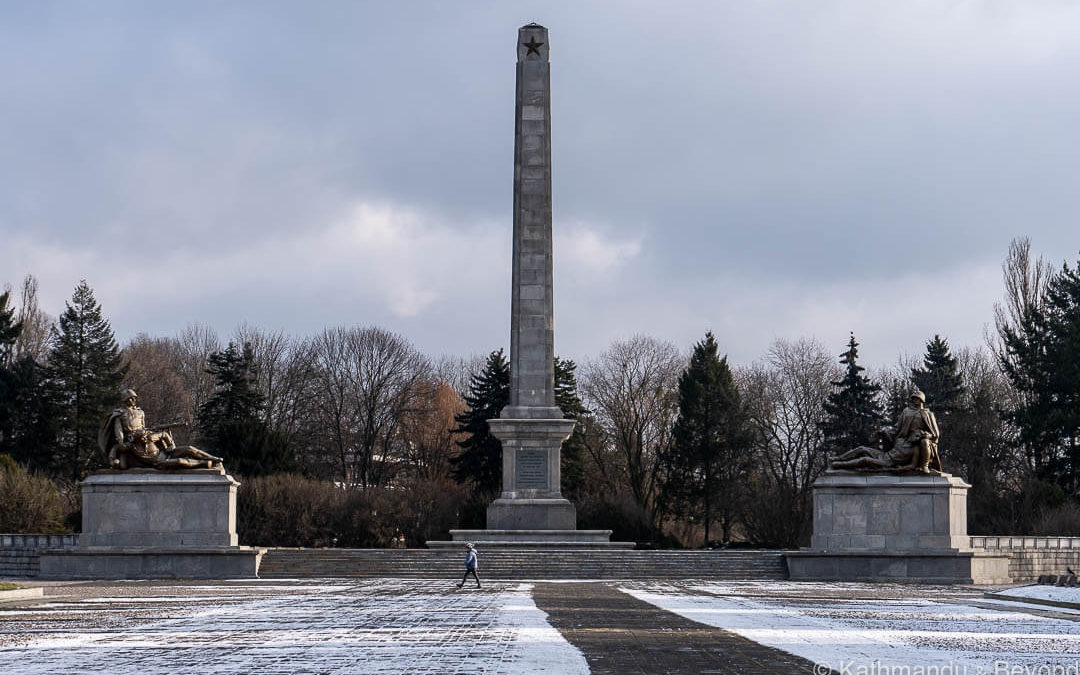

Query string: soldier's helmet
909 390 926 402
120 388 138 401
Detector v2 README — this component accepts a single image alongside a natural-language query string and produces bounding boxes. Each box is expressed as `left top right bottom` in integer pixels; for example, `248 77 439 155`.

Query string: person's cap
465 543 474 548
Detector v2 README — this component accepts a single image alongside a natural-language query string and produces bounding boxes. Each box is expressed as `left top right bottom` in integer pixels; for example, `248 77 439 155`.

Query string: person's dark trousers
459 568 480 588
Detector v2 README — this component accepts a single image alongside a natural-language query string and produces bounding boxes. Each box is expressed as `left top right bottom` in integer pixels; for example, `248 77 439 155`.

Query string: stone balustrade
971 536 1080 549
0 534 78 577
970 537 1080 582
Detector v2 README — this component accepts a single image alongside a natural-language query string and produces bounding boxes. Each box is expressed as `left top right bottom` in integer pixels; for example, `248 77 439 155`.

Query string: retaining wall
0 535 78 578
970 536 1080 583
6 533 1080 582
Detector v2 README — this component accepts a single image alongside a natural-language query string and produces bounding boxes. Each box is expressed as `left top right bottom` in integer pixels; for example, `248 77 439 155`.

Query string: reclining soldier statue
98 388 224 471
828 389 942 474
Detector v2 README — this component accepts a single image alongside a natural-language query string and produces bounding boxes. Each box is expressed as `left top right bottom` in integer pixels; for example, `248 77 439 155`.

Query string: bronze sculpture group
98 389 224 471
828 390 942 474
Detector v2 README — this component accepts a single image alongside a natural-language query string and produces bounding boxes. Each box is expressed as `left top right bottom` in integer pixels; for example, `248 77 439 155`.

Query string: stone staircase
257 548 790 580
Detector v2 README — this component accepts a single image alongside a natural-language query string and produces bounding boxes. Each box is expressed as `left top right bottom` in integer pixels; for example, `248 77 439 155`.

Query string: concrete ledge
38 546 265 580
432 529 630 548
428 540 634 549
786 550 1011 584
0 586 43 603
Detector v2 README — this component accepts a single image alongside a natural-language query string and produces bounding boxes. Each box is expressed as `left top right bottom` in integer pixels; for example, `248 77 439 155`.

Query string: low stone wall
7 533 1080 582
971 537 1080 583
0 535 79 578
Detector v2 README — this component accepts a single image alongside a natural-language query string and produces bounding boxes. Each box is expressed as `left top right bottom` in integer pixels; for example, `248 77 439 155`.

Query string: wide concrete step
257 548 790 580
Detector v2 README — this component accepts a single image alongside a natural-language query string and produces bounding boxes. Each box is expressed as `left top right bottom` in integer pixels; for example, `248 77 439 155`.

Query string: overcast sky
2 1 1079 368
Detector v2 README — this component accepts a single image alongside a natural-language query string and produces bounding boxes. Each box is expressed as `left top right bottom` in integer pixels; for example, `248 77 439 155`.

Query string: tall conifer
819 333 883 453
554 356 588 498
911 335 964 419
48 281 126 479
0 290 22 366
1001 260 1080 490
661 332 752 545
198 341 292 476
451 349 510 494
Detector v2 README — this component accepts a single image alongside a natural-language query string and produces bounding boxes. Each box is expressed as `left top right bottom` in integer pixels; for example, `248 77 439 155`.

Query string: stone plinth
38 470 263 579
810 473 971 552
786 472 1010 584
79 470 239 547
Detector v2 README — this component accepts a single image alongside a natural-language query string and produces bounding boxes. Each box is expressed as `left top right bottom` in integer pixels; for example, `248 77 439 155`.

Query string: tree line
2 237 1080 545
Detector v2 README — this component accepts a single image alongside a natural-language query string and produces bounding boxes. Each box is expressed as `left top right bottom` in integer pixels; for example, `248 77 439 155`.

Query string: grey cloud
2 1 1079 368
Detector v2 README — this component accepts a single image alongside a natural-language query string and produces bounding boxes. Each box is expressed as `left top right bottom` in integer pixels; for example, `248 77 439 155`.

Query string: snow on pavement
621 581 1080 674
997 585 1080 606
0 579 587 674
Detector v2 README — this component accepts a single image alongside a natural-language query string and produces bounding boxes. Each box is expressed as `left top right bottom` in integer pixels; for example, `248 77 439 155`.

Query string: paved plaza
2 579 1080 674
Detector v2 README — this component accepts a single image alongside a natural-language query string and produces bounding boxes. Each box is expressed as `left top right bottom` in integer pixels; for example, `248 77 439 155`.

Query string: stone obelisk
436 24 619 546
485 23 578 531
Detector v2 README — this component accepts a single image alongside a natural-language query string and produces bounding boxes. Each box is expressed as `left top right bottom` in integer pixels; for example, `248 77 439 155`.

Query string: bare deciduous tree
174 323 221 421
12 275 53 364
739 337 839 547
121 333 192 441
580 335 683 517
309 326 430 487
398 378 465 482
950 346 1026 532
434 353 487 398
873 354 918 424
232 323 316 444
991 236 1053 364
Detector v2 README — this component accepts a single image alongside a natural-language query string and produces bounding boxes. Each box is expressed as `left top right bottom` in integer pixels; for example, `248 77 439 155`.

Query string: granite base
38 469 262 579
787 471 1011 583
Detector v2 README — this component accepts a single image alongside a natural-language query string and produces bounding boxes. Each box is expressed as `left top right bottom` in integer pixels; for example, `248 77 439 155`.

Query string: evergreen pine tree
198 341 293 477
819 333 883 453
911 335 964 419
0 287 58 471
0 356 59 471
660 332 753 545
554 356 588 499
1001 260 1080 491
199 342 266 430
47 281 126 480
450 349 510 495
0 290 22 366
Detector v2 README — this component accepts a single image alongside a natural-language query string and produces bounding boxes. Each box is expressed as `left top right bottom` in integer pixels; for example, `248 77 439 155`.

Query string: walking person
457 543 481 589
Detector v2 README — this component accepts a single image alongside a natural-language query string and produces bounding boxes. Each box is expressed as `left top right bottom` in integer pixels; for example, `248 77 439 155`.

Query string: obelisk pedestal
433 24 622 548
486 418 577 530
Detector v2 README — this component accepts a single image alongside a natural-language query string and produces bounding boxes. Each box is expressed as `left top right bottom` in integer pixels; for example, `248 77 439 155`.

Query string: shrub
236 473 469 548
1033 501 1080 536
576 491 669 545
237 474 348 547
0 455 70 533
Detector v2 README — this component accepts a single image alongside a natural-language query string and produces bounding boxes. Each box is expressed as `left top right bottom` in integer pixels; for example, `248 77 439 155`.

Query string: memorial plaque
515 449 548 489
